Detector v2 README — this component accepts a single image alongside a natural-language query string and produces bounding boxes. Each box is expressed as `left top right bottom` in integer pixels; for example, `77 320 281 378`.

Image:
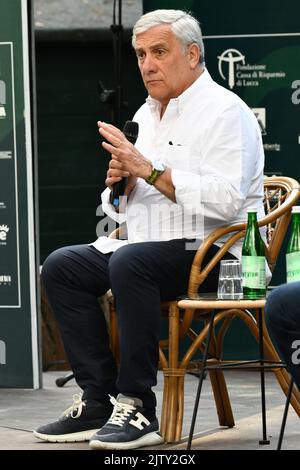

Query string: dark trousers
41 239 235 414
265 282 300 391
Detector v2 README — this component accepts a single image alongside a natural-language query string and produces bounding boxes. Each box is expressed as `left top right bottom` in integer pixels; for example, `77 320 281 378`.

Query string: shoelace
107 395 136 427
60 393 86 419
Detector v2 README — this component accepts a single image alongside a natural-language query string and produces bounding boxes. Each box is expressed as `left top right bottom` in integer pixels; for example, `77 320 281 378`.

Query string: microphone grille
123 120 139 144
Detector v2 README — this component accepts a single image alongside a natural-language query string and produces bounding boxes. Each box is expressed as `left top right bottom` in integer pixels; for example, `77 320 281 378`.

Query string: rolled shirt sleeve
171 103 263 222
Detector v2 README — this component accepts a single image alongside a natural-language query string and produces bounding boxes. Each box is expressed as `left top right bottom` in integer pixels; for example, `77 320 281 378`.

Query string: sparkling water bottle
242 209 266 299
286 206 300 283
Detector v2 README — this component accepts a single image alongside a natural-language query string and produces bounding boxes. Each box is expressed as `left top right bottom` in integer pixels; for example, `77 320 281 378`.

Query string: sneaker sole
33 428 100 443
89 432 164 450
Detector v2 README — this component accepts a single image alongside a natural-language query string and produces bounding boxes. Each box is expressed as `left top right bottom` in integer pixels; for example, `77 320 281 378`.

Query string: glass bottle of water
286 206 300 283
242 209 266 299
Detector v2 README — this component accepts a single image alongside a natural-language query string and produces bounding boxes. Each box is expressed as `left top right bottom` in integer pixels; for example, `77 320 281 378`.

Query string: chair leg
55 373 74 387
160 369 169 439
258 307 270 445
175 373 185 442
109 306 120 364
209 369 235 427
162 302 183 443
275 368 300 416
187 312 216 450
264 340 300 417
162 367 185 443
259 313 300 417
277 378 294 450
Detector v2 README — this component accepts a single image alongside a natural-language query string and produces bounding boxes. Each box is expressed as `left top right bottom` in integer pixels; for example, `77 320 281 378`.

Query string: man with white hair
34 9 265 449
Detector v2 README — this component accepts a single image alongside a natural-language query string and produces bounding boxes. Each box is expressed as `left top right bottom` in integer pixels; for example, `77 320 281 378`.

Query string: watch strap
146 168 164 185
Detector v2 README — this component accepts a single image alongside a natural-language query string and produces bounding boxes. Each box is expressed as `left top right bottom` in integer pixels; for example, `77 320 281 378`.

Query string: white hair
132 9 205 64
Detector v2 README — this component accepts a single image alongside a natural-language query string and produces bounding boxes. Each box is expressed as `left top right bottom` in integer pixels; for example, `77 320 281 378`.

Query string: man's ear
188 43 201 68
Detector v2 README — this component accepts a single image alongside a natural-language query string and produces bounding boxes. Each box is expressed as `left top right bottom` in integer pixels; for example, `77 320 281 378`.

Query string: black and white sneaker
33 394 111 443
89 394 164 450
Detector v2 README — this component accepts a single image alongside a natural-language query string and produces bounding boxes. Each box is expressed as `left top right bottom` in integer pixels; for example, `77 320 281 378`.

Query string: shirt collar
145 68 213 116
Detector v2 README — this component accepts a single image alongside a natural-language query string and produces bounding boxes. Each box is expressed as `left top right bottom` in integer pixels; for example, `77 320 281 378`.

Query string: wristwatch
145 160 166 185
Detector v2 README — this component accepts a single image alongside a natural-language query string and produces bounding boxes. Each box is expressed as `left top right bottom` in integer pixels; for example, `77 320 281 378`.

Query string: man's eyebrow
150 42 169 49
135 42 169 52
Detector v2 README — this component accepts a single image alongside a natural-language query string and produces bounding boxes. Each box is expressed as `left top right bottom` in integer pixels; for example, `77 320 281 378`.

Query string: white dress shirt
92 69 265 260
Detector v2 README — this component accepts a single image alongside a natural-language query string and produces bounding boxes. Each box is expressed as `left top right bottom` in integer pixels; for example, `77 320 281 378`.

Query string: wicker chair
159 176 300 443
108 176 300 443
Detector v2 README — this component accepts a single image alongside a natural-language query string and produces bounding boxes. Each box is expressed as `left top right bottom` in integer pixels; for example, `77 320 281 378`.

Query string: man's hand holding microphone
98 119 175 207
98 120 152 211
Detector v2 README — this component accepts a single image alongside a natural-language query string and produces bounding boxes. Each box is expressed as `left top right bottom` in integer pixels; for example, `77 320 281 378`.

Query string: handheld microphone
109 120 139 208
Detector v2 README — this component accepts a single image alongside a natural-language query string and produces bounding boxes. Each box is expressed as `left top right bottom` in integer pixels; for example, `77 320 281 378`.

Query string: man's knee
108 244 148 285
41 246 70 285
265 283 298 328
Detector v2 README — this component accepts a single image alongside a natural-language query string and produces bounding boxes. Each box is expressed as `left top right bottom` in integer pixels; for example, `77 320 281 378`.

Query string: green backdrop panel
0 0 40 387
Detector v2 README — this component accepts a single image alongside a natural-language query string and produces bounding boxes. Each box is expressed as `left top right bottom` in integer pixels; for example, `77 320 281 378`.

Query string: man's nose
141 54 157 73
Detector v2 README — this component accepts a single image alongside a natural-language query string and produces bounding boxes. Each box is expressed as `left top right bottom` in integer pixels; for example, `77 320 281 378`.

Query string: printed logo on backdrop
251 107 281 152
0 339 6 365
0 75 6 119
218 48 286 89
0 224 9 245
252 108 267 135
0 202 7 210
0 150 12 159
0 275 12 285
218 49 245 89
291 80 300 145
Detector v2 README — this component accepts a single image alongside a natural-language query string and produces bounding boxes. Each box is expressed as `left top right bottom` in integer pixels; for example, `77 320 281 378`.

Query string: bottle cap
292 206 300 213
246 208 257 213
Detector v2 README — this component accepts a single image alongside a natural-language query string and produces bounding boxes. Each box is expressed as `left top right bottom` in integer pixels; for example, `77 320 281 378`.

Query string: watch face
153 160 165 171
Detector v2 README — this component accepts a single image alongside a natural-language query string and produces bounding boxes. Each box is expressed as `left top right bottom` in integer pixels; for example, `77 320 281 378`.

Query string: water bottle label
242 256 266 289
286 252 300 283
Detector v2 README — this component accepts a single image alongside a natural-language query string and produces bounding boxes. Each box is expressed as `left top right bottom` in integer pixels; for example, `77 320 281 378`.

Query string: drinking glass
217 259 243 300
